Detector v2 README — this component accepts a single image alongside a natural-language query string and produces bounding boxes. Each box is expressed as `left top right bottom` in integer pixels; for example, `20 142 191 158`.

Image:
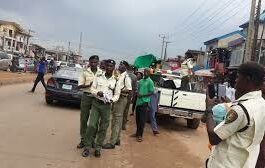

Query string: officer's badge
225 110 238 124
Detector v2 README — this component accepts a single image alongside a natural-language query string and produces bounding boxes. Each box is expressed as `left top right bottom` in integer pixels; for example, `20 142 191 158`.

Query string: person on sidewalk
103 61 132 149
149 87 160 135
130 71 143 116
30 57 47 93
134 68 154 142
82 59 121 158
204 62 265 168
76 55 102 149
122 65 137 130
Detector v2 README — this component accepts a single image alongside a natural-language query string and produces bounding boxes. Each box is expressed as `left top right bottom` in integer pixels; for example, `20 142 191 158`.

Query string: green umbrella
134 54 157 69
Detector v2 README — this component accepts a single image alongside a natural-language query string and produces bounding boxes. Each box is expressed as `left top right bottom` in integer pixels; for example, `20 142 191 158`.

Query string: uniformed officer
103 61 132 149
203 62 265 168
82 59 121 158
77 55 102 149
122 65 137 130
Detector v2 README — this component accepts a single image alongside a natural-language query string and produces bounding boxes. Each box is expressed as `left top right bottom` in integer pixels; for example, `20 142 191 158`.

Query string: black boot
94 150 101 158
77 142 85 149
82 148 90 157
102 143 115 149
115 140 120 146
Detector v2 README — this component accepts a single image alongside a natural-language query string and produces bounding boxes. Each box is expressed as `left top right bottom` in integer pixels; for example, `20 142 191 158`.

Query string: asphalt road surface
0 83 209 168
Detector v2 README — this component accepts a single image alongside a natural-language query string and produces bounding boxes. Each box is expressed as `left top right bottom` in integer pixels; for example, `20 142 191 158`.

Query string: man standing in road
76 55 102 149
82 59 121 158
122 65 137 130
134 68 154 142
30 57 47 93
103 61 132 149
204 62 265 168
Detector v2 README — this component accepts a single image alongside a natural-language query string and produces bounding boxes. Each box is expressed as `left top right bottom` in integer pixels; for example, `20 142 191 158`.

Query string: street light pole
159 34 166 60
164 41 172 61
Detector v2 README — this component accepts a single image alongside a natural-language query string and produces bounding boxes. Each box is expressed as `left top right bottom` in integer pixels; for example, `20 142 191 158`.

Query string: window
9 30 13 37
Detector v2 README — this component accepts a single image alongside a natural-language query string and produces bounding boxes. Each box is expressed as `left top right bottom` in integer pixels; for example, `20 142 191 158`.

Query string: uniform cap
120 60 129 67
89 55 99 61
105 59 116 65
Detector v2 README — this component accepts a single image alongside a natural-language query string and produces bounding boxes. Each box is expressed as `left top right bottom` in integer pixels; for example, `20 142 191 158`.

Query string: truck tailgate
158 87 206 111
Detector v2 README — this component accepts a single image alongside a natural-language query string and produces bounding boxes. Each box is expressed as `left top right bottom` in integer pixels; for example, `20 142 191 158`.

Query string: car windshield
56 68 82 79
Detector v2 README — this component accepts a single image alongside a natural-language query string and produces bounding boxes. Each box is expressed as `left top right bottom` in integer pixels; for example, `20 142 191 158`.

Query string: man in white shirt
82 59 121 158
103 61 132 149
203 62 265 168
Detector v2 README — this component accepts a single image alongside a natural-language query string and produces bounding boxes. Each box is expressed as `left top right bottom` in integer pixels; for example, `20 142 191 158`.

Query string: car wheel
45 97 53 104
187 118 200 129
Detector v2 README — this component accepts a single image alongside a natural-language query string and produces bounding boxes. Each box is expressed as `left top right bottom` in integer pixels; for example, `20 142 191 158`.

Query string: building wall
0 24 17 38
230 43 244 66
0 23 29 53
218 34 243 48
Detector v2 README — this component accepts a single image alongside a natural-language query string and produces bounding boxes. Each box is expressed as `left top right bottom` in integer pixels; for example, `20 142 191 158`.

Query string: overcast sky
0 0 264 62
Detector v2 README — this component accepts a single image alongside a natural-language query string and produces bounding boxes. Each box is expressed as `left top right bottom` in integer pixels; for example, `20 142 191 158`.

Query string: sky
0 0 264 63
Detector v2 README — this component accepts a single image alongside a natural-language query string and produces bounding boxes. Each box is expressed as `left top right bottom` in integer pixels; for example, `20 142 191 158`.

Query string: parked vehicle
11 58 35 72
151 73 206 129
45 67 83 104
60 62 68 68
0 51 11 71
68 63 83 69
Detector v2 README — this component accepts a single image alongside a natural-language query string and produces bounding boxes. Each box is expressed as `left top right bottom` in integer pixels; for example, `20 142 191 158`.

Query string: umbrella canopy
134 54 157 69
194 69 215 77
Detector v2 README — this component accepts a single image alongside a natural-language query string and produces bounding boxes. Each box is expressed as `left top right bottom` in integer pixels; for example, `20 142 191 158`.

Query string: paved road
0 83 209 168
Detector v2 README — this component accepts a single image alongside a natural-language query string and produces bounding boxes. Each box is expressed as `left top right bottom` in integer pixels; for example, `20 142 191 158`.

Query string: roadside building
204 30 246 72
29 43 46 58
185 49 206 67
0 20 32 54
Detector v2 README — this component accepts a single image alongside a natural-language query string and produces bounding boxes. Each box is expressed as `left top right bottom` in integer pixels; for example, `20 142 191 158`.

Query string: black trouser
136 103 149 137
31 73 46 92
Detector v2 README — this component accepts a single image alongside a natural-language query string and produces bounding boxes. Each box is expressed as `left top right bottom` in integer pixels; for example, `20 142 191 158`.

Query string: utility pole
78 32 82 56
252 0 261 62
244 0 257 62
25 29 35 56
164 41 172 61
67 41 71 62
159 34 166 60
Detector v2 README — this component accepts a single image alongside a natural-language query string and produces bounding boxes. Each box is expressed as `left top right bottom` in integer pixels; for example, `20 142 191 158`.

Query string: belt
95 98 110 105
121 93 129 97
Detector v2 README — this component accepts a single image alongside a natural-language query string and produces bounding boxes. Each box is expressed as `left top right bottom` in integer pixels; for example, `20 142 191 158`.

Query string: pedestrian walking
76 55 102 149
122 65 137 130
130 71 143 116
149 88 160 135
133 68 154 142
82 59 121 158
24 59 28 73
204 62 265 168
103 61 132 149
30 57 47 93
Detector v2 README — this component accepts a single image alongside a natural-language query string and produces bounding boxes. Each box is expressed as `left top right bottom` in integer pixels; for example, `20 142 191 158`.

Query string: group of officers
76 55 136 158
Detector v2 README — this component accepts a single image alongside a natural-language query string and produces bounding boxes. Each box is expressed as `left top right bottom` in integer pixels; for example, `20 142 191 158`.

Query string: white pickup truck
153 73 206 129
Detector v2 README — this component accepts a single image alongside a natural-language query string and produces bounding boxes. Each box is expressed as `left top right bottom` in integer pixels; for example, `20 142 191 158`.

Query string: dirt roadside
0 71 50 86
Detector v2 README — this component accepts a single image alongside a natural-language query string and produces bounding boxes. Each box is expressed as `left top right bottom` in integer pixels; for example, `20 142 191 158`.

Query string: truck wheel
187 119 200 129
45 97 53 104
